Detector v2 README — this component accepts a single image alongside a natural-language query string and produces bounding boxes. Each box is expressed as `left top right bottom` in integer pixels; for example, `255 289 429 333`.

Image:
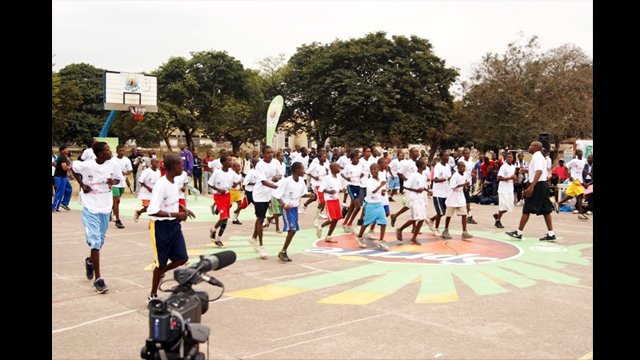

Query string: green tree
284 32 458 148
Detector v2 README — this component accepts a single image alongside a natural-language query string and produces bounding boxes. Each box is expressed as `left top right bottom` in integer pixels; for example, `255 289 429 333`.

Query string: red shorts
179 199 186 208
314 186 326 204
213 193 231 220
325 199 342 220
142 199 150 207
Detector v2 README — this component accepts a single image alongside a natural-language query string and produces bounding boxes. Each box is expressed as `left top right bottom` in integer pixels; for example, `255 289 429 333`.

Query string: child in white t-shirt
134 158 161 222
273 162 312 262
395 159 431 245
354 163 390 251
442 162 473 240
316 162 344 242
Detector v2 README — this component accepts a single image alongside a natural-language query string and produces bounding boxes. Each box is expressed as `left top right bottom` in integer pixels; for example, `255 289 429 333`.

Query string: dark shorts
254 201 269 219
245 191 254 205
433 197 447 216
347 185 361 201
523 182 554 215
150 219 188 269
463 187 471 203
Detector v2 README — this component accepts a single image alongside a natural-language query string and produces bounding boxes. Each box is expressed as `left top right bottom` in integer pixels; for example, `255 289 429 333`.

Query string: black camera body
141 251 236 360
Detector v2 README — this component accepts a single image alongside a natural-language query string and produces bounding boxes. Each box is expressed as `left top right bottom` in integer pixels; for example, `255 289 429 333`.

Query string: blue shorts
347 185 361 201
82 208 110 250
282 207 300 232
433 197 447 216
387 176 400 190
383 205 390 215
150 219 188 269
363 202 387 226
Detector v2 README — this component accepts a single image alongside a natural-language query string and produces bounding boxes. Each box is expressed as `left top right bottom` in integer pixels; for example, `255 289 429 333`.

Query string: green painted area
453 267 509 295
279 263 388 289
476 266 537 288
497 261 581 284
417 270 459 303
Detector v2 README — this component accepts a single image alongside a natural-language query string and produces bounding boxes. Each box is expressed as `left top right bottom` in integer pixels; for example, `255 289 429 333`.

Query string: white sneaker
586 211 592 215
316 225 322 239
376 240 389 251
249 238 259 252
342 224 350 233
426 219 437 235
573 209 579 214
325 236 338 243
258 246 267 259
319 213 328 219
355 237 367 248
364 231 376 240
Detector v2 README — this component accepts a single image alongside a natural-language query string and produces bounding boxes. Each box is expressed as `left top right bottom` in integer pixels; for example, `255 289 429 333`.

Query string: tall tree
283 32 458 148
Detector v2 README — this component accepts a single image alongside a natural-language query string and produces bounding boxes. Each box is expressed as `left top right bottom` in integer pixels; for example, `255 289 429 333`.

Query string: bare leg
151 258 188 295
90 249 101 280
543 213 553 231
517 213 531 231
281 231 296 252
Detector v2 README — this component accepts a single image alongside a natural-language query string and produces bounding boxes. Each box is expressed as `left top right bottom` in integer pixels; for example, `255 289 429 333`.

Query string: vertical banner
266 95 284 147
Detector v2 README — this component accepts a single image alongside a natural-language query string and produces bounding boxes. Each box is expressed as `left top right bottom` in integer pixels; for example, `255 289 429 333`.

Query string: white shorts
445 206 467 217
499 192 514 212
410 198 427 221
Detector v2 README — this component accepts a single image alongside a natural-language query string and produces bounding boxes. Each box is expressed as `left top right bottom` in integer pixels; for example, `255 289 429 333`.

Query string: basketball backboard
103 71 158 112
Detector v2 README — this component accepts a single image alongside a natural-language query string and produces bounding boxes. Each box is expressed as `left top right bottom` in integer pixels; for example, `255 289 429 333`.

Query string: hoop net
129 106 146 121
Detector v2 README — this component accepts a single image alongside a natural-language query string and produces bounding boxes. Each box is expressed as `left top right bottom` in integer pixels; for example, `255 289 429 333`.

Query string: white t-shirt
80 148 96 162
253 159 280 202
359 156 376 179
208 168 235 193
398 159 418 180
404 171 428 202
337 155 350 170
456 157 475 183
208 159 222 173
174 172 190 199
306 160 330 187
343 163 363 186
147 176 182 221
432 163 452 198
272 176 307 207
378 170 389 205
72 159 120 214
545 156 552 172
566 157 587 183
319 174 343 201
364 177 384 203
138 168 161 200
292 155 309 170
445 172 467 208
528 151 547 182
243 169 259 192
231 171 243 190
497 163 516 194
389 158 401 176
112 156 133 188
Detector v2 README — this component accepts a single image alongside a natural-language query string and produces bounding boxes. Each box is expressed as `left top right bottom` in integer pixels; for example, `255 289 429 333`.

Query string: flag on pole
266 95 284 147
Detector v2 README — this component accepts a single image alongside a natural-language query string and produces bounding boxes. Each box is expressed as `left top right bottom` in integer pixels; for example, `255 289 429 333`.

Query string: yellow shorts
230 189 243 203
565 181 585 197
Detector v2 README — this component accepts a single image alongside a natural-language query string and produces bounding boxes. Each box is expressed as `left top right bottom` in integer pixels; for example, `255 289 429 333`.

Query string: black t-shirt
192 157 202 176
54 154 70 177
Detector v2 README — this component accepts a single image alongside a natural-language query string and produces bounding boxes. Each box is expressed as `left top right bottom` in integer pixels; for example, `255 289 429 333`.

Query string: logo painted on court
306 235 521 265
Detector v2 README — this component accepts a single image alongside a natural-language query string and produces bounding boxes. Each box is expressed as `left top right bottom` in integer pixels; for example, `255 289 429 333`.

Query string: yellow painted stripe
319 291 387 305
416 292 459 304
149 220 159 267
578 351 593 360
227 284 308 300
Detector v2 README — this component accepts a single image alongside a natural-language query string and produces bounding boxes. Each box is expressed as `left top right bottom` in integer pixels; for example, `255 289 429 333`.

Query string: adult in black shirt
192 153 203 192
52 145 72 212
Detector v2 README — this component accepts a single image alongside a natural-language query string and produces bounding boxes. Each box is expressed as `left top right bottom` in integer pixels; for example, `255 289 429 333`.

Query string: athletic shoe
586 211 592 215
492 213 499 221
396 229 403 241
214 240 225 247
276 230 283 234
441 229 452 239
495 220 504 229
376 241 389 251
578 213 589 220
93 278 108 293
355 237 367 248
319 213 328 219
278 251 291 262
60 204 71 211
249 238 259 252
232 219 242 225
316 225 323 239
325 237 338 243
462 231 473 241
539 234 557 242
133 210 140 223
258 246 268 259
467 216 478 224
84 257 94 280
364 231 375 241
209 227 217 241
572 209 579 214
115 220 125 229
505 231 522 240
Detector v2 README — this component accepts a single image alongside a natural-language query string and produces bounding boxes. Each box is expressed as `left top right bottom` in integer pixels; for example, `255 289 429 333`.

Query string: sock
548 230 555 236
218 222 227 237
468 211 472 218
516 230 522 235
231 212 238 221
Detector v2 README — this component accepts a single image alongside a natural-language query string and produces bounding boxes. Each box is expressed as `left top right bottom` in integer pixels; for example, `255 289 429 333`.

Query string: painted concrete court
52 195 592 359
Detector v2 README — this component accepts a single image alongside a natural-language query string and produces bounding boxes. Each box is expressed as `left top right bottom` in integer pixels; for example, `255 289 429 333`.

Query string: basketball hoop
129 106 146 121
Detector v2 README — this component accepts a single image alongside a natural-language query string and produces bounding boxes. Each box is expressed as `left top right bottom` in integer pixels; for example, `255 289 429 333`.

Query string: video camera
141 250 236 360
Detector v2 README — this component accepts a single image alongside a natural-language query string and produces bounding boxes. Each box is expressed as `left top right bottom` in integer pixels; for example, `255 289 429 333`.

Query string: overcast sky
52 0 592 83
